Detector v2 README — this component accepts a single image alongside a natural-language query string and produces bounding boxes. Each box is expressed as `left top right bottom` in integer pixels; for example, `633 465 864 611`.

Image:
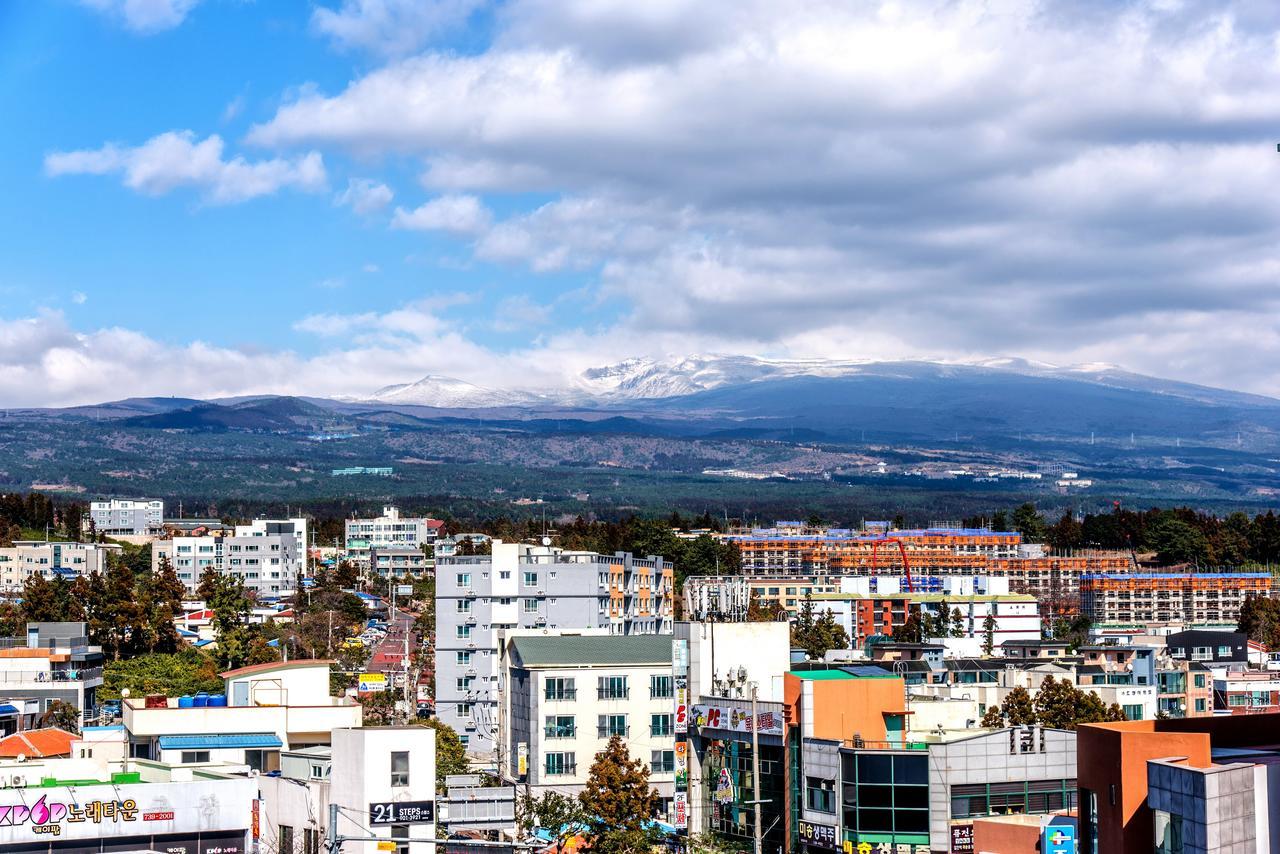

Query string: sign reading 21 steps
369 801 435 824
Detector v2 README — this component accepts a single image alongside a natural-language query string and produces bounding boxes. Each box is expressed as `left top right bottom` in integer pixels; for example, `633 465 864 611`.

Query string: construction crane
869 537 915 592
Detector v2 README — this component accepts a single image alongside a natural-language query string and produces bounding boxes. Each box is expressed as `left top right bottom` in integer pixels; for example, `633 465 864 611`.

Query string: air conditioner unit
11 775 26 787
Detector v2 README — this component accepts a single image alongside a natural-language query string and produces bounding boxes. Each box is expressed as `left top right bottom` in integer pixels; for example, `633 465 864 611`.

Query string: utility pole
751 685 762 854
327 802 339 854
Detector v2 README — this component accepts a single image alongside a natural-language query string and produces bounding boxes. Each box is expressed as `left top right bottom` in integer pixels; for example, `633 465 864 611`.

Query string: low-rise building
122 659 362 768
259 727 437 854
371 546 431 578
0 753 256 853
0 541 122 591
1213 671 1280 714
0 622 105 722
346 507 442 570
502 633 676 804
154 520 305 598
89 498 164 537
811 587 1040 648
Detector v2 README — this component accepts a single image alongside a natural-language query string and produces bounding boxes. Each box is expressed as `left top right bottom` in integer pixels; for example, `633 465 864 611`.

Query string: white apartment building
259 727 437 854
502 633 676 805
345 506 442 572
0 622 106 720
123 659 362 768
153 518 305 597
89 498 164 536
436 541 674 755
0 540 122 592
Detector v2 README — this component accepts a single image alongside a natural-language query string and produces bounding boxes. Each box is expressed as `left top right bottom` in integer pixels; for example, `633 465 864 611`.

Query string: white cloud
45 131 327 204
335 178 394 214
79 0 200 33
311 0 485 57
70 291 88 305
363 262 381 273
392 194 492 236
242 0 1280 393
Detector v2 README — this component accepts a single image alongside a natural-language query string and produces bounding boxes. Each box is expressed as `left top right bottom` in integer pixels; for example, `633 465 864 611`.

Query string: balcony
544 689 577 702
544 763 577 776
597 690 629 700
543 726 576 739
598 726 630 738
0 667 103 685
123 695 362 741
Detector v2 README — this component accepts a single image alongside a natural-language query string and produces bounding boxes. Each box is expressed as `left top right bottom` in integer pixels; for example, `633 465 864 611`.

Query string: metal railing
0 667 102 683
544 689 577 701
598 726 630 738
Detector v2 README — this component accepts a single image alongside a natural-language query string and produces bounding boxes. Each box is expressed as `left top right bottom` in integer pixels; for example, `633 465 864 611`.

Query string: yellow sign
359 672 388 692
377 842 396 851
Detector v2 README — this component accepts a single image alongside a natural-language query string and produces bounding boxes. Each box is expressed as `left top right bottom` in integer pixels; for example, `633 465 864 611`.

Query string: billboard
359 672 388 693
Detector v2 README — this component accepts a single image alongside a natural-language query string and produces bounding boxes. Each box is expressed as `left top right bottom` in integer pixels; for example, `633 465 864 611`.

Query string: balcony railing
544 689 577 701
544 763 577 776
0 667 103 683
597 690 629 700
598 726 630 738
544 727 576 739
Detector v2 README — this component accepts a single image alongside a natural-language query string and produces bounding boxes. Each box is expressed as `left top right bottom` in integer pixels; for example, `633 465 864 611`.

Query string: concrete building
435 541 673 754
259 727 437 854
0 753 256 853
502 633 676 808
1077 713 1280 854
1213 671 1280 714
122 659 362 767
89 498 164 536
810 586 1040 648
370 546 431 578
1081 572 1273 629
154 520 305 598
727 526 1024 576
0 541 122 592
345 507 442 571
0 622 105 722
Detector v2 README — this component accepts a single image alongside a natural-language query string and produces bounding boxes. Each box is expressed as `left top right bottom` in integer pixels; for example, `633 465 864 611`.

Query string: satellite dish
541 537 551 546
121 688 131 698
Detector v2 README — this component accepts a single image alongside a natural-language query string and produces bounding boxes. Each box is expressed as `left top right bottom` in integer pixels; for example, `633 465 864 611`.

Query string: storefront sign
693 703 784 735
846 844 930 854
674 675 689 734
798 820 838 850
1042 821 1076 854
674 740 688 790
517 742 528 777
369 801 435 825
950 823 975 853
0 778 255 846
672 792 688 829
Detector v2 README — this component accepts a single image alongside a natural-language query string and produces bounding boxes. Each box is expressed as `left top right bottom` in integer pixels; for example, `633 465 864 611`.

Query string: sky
3 0 1280 406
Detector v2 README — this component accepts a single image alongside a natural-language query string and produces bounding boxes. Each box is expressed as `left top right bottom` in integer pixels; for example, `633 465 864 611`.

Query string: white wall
331 727 436 854
684 621 790 702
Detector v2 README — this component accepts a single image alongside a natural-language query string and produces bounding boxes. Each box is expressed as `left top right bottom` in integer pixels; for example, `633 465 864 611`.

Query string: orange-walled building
783 670 909 745
1077 714 1280 854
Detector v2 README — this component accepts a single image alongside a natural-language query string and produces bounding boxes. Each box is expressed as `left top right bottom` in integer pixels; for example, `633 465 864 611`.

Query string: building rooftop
0 728 76 758
508 634 672 667
219 658 334 679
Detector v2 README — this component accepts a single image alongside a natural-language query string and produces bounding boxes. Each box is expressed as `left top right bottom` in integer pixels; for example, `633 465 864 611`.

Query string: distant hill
122 397 338 431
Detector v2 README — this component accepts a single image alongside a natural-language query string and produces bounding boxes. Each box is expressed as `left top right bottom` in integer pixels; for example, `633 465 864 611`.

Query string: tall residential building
435 541 674 755
345 506 443 572
89 498 164 536
727 526 1024 575
0 541 122 592
153 518 306 598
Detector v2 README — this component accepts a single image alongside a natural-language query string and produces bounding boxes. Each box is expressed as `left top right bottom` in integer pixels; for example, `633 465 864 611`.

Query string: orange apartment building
1080 572 1273 628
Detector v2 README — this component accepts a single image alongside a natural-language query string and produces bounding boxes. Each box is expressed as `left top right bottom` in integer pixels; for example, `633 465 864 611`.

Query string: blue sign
1042 821 1076 854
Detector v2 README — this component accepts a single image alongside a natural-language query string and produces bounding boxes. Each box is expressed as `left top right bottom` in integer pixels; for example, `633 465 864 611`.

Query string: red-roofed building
0 727 76 759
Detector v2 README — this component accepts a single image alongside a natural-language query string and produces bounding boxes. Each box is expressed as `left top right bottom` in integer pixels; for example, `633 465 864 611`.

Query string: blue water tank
208 694 227 707
193 693 209 708
178 695 194 709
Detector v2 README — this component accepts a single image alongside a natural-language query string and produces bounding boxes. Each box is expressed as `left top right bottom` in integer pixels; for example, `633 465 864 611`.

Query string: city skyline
4 1 1280 406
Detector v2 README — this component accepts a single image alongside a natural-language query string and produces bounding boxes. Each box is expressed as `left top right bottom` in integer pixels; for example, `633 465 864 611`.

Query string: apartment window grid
651 750 675 774
598 714 628 738
545 677 577 701
650 674 673 699
650 713 673 737
841 752 931 843
544 715 576 739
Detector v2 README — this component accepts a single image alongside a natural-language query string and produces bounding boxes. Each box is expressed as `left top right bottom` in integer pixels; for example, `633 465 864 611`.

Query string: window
1216 645 1231 657
545 715 576 738
456 599 472 613
311 764 327 780
806 777 836 814
180 751 210 764
650 713 673 737
651 750 675 773
524 571 539 586
545 678 576 701
1123 704 1144 721
456 703 473 716
455 677 474 691
303 828 320 854
1194 698 1207 713
391 751 410 787
391 824 410 854
1194 674 1206 688
598 676 628 699
457 651 472 665
598 714 628 737
457 625 472 639
1154 809 1184 854
456 573 472 586
545 752 576 776
523 598 540 613
650 675 673 699
279 825 294 854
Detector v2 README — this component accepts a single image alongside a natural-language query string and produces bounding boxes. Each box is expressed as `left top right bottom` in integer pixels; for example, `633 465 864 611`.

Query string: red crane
868 537 915 592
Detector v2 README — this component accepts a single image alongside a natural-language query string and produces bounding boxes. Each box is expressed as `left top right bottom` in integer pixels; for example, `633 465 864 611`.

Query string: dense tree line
0 492 82 544
965 503 1280 567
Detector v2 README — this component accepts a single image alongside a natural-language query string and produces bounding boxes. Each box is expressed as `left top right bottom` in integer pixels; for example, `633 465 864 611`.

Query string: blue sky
3 1 1280 405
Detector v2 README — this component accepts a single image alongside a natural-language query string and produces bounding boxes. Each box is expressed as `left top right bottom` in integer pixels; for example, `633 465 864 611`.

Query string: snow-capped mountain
366 375 538 408
363 354 1280 410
